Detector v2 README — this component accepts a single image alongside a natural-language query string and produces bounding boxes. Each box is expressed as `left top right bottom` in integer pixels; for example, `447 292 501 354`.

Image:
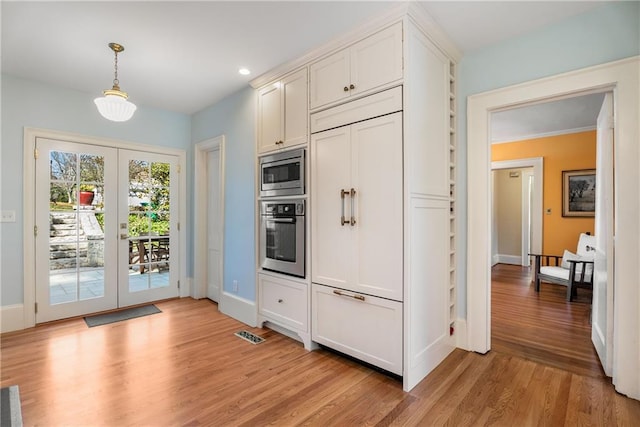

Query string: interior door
118 150 180 307
35 138 118 322
592 92 614 376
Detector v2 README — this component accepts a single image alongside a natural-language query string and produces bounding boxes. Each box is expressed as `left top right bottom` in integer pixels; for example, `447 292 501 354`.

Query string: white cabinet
258 273 311 349
311 283 403 375
311 105 403 302
258 68 308 154
253 12 458 391
309 22 403 110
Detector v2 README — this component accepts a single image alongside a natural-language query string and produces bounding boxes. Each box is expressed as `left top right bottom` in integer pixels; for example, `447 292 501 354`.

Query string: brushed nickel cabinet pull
332 289 365 302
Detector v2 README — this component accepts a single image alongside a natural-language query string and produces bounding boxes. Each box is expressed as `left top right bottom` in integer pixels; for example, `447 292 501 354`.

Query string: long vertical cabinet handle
350 188 357 225
340 189 348 226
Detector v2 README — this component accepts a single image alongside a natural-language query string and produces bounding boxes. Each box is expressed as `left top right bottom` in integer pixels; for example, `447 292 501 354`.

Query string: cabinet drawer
259 274 308 332
311 283 402 375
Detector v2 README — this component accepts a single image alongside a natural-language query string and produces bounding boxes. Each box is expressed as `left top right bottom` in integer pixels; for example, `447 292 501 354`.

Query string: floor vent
234 330 265 345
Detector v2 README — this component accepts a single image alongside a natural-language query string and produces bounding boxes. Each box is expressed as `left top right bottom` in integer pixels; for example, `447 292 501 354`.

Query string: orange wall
492 131 596 256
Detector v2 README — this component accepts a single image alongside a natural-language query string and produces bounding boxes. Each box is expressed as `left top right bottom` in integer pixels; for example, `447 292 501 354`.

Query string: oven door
260 215 305 277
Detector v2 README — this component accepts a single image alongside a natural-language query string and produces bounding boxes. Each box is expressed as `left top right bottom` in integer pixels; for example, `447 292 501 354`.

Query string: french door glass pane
127 160 171 292
49 150 106 305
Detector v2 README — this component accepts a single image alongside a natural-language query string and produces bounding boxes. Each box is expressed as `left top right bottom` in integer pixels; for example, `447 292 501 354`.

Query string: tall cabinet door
311 126 352 289
282 68 308 148
350 112 403 301
257 83 283 153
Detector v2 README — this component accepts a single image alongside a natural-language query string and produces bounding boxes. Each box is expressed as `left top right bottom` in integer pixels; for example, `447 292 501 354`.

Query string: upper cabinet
258 68 308 154
309 22 403 110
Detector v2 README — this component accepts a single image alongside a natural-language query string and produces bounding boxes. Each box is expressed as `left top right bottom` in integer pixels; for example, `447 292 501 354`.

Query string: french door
34 138 179 323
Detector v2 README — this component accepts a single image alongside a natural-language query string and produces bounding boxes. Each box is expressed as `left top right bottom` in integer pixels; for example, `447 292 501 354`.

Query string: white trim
454 318 468 350
491 125 596 144
193 136 226 301
491 158 543 266
495 255 522 265
1 304 24 333
467 56 640 399
180 277 192 298
23 127 187 328
219 291 257 327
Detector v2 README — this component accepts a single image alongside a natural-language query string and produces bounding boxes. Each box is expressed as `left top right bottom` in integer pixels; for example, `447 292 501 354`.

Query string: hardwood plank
2 297 639 426
491 263 604 378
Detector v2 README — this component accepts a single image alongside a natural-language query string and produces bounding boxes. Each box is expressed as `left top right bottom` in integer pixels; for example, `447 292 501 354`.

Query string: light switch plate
0 211 16 222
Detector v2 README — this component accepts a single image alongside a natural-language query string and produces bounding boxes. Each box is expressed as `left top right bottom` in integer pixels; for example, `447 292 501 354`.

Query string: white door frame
467 57 639 399
193 135 225 300
491 158 543 266
23 127 187 328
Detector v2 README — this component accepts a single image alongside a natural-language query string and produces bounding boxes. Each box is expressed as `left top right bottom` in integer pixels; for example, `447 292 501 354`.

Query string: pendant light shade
94 43 136 122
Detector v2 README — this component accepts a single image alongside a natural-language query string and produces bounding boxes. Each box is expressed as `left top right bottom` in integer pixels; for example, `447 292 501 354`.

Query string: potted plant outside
79 185 95 206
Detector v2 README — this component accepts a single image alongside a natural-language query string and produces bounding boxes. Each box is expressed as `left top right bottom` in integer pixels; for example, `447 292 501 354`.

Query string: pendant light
94 42 137 122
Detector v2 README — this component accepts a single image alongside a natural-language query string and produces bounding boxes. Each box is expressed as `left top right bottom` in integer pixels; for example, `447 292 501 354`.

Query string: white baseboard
180 276 192 298
1 304 25 333
455 318 469 351
496 254 522 265
492 254 499 266
219 292 257 327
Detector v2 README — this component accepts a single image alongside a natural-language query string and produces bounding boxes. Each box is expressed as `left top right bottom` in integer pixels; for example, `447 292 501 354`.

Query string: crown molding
405 2 462 62
491 125 597 144
250 1 461 89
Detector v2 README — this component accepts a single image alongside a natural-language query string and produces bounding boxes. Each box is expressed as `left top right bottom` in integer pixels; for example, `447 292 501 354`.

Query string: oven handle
264 217 296 223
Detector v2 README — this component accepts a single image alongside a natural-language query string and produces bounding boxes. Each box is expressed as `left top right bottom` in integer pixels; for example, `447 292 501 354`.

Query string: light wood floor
491 263 603 378
2 295 639 425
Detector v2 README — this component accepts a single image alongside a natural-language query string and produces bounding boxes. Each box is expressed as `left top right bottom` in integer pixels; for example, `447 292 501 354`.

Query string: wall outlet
232 280 238 293
0 211 16 222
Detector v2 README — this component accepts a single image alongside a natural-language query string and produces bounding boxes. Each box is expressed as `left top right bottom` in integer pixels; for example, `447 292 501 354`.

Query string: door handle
340 189 349 226
120 233 129 240
350 188 356 226
333 289 365 301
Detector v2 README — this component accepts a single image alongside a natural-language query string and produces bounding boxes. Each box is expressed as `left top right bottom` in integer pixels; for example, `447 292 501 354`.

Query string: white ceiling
491 92 606 143
2 0 609 132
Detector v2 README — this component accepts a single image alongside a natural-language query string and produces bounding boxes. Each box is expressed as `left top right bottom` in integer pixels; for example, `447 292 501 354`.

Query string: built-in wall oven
259 148 304 198
260 199 305 277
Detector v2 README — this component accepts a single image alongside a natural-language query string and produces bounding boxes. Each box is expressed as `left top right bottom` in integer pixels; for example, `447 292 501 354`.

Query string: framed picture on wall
562 169 596 217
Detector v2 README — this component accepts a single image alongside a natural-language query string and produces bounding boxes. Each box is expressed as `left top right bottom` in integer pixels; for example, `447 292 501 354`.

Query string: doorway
489 130 600 376
25 129 185 325
466 58 640 398
193 136 225 303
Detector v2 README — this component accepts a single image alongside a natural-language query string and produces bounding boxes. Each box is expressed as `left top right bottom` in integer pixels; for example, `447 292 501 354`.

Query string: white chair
530 233 595 301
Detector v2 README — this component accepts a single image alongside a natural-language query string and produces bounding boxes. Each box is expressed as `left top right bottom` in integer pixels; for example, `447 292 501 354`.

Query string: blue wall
456 1 640 316
0 74 191 305
191 86 256 301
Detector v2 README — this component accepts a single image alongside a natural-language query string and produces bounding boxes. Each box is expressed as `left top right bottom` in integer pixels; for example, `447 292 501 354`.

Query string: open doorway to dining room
488 93 607 377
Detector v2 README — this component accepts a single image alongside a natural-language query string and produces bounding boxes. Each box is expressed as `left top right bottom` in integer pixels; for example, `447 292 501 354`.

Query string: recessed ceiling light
238 68 251 76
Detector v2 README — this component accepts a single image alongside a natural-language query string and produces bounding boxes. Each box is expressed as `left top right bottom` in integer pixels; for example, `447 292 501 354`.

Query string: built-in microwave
259 148 304 197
